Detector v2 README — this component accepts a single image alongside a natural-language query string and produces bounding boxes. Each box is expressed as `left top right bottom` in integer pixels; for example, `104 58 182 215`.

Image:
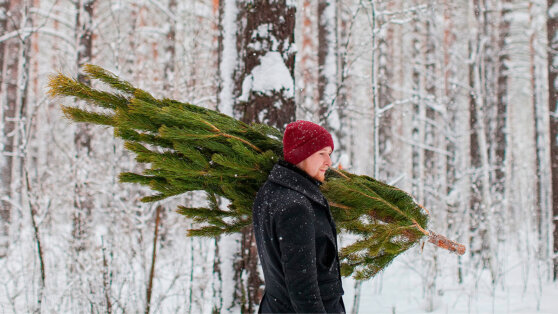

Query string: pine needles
48 65 435 280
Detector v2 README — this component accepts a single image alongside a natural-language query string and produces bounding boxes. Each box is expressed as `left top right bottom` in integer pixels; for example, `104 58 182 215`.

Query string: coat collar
268 161 328 208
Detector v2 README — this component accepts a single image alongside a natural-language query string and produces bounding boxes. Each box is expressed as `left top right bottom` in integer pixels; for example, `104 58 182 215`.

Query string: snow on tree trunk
217 0 296 312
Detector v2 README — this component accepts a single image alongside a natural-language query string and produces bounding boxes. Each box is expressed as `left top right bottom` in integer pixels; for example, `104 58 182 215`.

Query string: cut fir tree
48 65 465 280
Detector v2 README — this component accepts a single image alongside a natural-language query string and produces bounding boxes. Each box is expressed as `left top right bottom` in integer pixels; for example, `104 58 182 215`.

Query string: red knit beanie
283 120 334 165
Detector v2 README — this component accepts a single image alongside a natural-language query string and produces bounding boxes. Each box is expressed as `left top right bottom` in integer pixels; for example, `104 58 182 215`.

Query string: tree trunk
72 0 95 252
529 1 552 275
468 0 499 281
547 0 558 280
233 1 296 128
70 0 96 310
235 2 295 311
0 0 8 93
163 0 176 93
217 1 296 312
317 0 338 137
336 0 351 168
296 0 318 121
0 0 30 259
493 0 510 251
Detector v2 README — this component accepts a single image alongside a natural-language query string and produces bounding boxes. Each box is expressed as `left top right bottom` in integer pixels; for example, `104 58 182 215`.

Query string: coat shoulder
255 180 313 216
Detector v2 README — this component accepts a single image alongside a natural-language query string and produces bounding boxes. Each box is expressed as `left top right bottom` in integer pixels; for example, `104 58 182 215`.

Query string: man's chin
314 173 326 182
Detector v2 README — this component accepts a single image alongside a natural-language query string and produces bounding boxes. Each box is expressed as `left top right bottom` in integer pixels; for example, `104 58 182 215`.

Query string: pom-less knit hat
283 120 334 165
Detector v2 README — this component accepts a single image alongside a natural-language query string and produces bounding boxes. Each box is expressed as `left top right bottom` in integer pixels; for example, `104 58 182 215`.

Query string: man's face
296 146 333 182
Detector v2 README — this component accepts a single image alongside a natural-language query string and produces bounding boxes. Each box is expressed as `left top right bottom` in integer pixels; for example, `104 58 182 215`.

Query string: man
253 120 345 313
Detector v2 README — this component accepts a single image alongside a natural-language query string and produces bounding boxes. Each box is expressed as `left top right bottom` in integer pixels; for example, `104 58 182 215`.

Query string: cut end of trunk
428 231 466 255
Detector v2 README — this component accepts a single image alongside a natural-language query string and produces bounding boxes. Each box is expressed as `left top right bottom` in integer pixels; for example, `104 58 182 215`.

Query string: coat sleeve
274 200 326 313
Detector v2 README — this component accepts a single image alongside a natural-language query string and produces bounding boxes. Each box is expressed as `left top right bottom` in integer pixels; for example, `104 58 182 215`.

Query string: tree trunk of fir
547 0 558 280
1 0 30 259
217 1 296 312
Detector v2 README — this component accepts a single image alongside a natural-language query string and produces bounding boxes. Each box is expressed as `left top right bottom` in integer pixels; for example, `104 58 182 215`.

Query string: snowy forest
1 0 558 313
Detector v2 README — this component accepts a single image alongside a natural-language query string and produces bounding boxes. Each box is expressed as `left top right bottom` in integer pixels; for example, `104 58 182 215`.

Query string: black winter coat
253 160 345 313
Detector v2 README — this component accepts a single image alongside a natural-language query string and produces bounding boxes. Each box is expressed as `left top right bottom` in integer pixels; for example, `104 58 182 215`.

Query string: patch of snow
252 24 271 39
239 51 294 102
258 109 268 123
549 3 558 19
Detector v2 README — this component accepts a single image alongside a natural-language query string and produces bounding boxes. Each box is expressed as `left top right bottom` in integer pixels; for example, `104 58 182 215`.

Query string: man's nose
326 155 332 167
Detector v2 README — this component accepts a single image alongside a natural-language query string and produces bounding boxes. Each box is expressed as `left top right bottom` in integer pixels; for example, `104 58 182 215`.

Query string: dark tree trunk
233 1 296 129
218 1 296 312
547 0 558 280
468 0 487 264
235 2 295 311
494 1 510 196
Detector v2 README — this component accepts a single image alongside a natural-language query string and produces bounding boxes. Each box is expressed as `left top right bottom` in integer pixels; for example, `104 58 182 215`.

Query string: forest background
1 0 558 313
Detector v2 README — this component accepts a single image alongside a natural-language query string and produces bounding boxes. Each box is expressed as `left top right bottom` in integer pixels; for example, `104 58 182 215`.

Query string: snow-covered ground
341 253 558 314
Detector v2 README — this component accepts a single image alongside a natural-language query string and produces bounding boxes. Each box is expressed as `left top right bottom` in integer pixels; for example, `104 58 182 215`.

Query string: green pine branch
48 65 464 280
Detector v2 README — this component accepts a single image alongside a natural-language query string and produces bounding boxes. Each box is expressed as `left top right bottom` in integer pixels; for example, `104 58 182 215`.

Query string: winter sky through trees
1 0 558 313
